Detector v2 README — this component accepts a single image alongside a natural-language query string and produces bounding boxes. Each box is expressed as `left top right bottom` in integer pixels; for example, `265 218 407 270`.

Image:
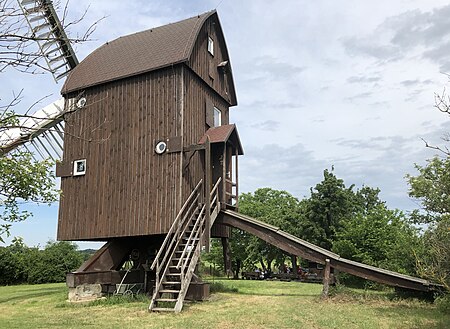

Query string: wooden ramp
217 210 442 293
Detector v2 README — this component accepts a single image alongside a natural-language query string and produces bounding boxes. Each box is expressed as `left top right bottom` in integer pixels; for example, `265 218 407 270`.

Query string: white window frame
213 107 221 127
73 159 86 176
208 36 214 56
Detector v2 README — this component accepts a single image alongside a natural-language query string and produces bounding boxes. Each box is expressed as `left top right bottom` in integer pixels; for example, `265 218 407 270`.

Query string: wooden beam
235 148 239 208
221 237 232 278
183 144 206 152
204 136 211 252
222 145 226 206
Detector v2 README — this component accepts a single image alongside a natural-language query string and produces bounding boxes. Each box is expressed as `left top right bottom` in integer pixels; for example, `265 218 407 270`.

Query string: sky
2 0 450 249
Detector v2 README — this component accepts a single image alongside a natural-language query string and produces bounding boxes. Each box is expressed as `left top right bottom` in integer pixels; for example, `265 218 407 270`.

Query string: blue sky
2 0 450 249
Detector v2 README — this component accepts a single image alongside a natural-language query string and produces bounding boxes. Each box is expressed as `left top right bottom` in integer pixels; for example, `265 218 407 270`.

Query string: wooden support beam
183 144 206 152
235 148 239 207
204 136 211 252
291 255 298 275
222 144 226 206
221 237 232 278
321 259 331 299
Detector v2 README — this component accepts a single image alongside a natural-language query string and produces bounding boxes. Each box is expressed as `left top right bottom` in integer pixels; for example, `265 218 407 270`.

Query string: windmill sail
2 1 82 158
0 98 65 160
17 0 79 82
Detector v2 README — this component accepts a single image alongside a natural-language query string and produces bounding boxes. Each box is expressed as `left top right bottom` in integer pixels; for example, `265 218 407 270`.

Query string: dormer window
213 107 221 126
208 36 214 56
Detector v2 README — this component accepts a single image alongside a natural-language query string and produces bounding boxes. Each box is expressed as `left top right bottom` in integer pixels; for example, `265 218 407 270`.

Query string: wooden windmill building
56 10 242 310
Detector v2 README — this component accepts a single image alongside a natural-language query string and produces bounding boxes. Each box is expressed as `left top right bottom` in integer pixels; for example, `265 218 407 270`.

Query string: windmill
2 3 244 312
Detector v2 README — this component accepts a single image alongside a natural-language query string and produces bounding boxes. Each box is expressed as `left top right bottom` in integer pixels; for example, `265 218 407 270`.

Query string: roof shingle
62 11 215 94
198 124 244 155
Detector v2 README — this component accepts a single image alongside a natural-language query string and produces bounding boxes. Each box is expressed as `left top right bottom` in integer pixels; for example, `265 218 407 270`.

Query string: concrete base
68 284 103 302
185 282 210 301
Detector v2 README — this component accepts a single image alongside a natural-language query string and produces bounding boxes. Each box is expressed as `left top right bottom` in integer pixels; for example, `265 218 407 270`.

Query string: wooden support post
321 259 331 299
221 237 232 278
204 136 211 252
235 148 239 207
222 144 226 207
291 255 298 276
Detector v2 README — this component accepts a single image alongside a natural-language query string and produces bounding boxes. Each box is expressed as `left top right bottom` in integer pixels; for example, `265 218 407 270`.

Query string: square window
73 159 86 176
208 36 214 56
213 107 221 127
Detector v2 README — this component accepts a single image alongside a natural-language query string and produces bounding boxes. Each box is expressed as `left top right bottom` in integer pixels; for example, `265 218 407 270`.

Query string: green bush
436 294 450 314
0 239 83 285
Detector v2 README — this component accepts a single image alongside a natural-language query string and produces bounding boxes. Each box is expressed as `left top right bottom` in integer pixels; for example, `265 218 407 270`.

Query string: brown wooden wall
182 66 231 238
181 66 229 200
188 15 236 106
58 67 183 240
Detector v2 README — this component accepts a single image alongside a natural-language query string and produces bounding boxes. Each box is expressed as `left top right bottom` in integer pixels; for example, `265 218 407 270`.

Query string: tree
332 204 420 275
407 156 450 289
300 169 356 249
0 238 83 285
406 157 450 224
27 241 83 283
406 83 450 290
236 188 304 272
415 218 450 290
0 151 57 242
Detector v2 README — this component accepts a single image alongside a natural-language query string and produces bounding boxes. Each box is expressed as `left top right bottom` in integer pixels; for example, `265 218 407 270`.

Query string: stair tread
162 281 181 285
152 307 176 312
159 289 180 293
156 298 177 302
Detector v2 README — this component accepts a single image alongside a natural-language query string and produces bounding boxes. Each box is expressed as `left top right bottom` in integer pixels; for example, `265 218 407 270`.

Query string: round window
155 141 167 154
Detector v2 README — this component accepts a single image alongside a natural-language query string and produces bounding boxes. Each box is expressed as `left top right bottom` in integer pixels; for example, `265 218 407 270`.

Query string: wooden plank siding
181 66 230 200
181 66 231 238
58 68 182 240
188 15 236 106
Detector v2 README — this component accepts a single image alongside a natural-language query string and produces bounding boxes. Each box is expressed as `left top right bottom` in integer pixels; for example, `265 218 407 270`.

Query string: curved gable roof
62 11 215 94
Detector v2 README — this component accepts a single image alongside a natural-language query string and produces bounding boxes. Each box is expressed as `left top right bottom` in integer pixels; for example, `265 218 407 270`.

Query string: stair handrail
150 179 203 271
209 177 222 226
176 204 206 269
180 208 206 271
156 192 201 275
177 177 222 270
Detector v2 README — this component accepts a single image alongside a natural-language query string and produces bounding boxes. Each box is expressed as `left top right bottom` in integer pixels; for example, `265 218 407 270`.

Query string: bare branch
0 0 104 75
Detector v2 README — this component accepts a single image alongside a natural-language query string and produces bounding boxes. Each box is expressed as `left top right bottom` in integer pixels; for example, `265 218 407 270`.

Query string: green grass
0 280 448 328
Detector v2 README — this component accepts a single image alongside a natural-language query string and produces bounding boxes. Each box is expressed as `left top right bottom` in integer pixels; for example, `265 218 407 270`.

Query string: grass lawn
0 279 448 329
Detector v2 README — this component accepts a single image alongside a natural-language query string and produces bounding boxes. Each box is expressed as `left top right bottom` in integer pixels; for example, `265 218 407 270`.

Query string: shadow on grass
0 287 63 304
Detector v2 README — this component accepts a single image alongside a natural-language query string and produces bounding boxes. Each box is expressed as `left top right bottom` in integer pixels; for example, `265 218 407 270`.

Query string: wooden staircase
149 178 221 312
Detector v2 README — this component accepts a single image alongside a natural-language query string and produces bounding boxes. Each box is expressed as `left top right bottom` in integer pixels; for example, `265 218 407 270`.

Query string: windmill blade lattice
17 0 79 82
0 98 65 160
